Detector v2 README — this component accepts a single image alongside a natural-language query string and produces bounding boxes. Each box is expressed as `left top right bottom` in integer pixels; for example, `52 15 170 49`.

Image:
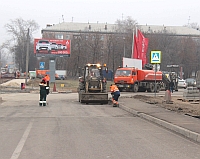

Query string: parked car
178 79 187 89
36 40 51 53
185 78 196 87
62 45 67 50
50 42 58 50
57 44 63 50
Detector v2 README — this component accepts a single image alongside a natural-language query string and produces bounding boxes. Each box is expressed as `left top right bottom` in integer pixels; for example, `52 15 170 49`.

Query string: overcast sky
0 0 200 45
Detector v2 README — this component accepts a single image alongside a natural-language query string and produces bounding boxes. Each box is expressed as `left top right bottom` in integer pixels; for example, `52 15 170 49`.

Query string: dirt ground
133 95 200 117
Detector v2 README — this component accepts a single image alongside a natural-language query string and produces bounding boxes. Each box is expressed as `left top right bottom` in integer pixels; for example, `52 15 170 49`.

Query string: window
132 72 136 75
39 40 49 44
55 34 63 39
115 70 131 76
66 35 70 39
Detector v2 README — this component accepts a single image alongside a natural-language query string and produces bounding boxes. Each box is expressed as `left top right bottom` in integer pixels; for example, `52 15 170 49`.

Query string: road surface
0 93 200 159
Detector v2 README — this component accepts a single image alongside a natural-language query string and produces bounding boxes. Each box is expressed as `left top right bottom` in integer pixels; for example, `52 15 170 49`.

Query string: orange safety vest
44 75 50 81
110 85 119 92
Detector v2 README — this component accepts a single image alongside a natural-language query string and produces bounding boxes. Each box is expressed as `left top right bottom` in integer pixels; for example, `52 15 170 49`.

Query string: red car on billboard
34 39 71 57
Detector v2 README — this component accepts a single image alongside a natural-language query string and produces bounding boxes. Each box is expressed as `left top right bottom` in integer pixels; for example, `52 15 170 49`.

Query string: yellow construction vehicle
77 63 108 104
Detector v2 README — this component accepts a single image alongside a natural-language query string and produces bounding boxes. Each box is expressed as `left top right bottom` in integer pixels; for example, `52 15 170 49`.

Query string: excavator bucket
79 92 108 104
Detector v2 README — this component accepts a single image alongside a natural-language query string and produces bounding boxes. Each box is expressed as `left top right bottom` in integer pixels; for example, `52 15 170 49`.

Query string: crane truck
114 67 163 92
77 63 108 104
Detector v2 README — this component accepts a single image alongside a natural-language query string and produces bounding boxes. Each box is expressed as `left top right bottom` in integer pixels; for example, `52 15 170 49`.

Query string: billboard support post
49 57 56 83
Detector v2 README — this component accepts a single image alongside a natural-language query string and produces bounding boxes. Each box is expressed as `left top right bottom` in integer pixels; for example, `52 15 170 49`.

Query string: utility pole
25 28 30 85
123 37 125 57
188 16 190 26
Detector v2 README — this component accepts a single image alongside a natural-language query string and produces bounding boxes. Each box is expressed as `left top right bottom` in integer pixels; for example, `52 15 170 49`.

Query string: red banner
132 34 138 59
138 30 149 67
132 30 149 67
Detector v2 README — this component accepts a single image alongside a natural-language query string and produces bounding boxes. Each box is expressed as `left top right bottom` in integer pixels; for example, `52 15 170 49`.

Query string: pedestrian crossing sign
39 62 45 70
150 51 161 64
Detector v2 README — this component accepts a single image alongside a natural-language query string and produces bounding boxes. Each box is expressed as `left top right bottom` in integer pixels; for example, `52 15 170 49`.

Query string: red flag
132 34 138 59
138 30 149 67
132 30 149 68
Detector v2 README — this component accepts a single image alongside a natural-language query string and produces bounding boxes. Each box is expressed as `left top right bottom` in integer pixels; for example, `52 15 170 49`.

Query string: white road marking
10 119 34 159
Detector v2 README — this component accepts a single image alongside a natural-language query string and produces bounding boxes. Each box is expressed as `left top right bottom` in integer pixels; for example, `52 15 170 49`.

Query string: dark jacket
169 81 174 87
39 82 49 95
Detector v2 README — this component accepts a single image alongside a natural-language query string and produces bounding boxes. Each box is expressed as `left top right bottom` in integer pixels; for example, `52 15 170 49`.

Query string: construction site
0 76 200 118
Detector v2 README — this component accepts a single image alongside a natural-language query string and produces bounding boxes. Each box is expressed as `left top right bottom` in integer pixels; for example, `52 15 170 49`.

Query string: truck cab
114 67 137 92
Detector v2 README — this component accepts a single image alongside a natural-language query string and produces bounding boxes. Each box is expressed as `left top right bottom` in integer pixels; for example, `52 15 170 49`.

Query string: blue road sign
39 62 45 70
150 51 161 64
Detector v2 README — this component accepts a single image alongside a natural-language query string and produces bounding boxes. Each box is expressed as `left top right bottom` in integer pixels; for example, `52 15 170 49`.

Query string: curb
51 90 73 94
119 104 200 143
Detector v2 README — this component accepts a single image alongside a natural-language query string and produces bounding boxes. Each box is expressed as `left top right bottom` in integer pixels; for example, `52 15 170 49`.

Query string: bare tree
3 18 39 72
183 22 199 30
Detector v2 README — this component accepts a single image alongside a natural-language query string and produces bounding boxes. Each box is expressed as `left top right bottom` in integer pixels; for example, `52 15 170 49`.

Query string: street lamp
123 37 125 57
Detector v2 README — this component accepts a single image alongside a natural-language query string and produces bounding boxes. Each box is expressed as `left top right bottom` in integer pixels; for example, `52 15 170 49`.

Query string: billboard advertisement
34 39 71 57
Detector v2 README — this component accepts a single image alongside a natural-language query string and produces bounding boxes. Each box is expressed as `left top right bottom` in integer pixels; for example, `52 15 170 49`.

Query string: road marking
10 119 34 159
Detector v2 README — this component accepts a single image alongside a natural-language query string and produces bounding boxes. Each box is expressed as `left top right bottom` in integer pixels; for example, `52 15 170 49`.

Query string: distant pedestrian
169 81 174 93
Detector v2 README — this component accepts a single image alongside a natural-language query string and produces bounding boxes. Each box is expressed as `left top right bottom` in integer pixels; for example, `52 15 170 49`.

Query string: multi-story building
41 22 200 40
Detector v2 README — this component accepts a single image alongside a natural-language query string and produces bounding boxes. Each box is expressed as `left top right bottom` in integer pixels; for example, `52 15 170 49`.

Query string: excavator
77 63 108 104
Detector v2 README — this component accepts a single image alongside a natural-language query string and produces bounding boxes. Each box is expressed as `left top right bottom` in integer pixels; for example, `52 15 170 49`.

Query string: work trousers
112 91 120 104
113 91 120 101
39 90 47 106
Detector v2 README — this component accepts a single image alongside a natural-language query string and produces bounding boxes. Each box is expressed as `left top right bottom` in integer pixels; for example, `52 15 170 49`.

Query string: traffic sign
39 62 45 70
150 51 161 64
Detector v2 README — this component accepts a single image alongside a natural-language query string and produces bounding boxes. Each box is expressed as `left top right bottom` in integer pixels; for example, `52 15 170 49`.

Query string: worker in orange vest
39 78 49 106
110 84 120 107
43 74 50 95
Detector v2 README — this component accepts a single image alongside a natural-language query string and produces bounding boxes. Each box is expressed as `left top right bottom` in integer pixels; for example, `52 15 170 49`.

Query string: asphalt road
0 93 200 159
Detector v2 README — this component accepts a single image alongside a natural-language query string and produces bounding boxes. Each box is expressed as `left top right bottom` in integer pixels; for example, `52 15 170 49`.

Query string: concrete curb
51 90 73 94
119 104 200 143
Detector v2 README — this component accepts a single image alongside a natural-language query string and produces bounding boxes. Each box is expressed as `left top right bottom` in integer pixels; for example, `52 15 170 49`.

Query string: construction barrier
21 83 25 90
53 83 57 92
164 90 172 103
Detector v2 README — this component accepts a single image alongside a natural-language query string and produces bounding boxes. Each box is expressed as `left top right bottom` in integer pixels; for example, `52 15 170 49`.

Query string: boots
43 101 46 106
39 101 43 106
113 101 119 107
39 101 47 106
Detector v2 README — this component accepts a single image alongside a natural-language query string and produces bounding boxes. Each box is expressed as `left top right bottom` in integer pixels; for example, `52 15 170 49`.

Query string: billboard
34 39 71 57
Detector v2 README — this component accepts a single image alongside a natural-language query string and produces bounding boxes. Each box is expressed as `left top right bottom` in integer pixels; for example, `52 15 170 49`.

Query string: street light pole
123 37 125 57
25 28 30 85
